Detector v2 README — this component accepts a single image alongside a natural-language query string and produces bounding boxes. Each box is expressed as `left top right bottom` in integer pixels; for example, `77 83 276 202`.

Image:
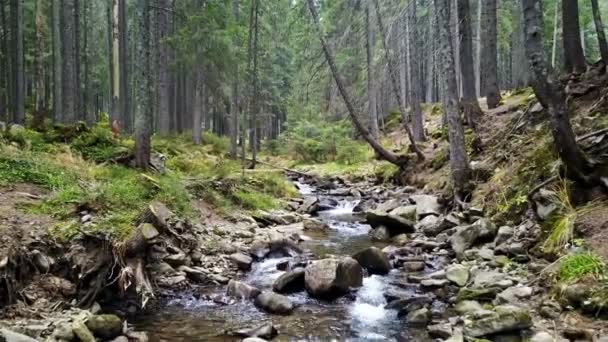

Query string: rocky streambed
2 174 607 341
128 175 604 342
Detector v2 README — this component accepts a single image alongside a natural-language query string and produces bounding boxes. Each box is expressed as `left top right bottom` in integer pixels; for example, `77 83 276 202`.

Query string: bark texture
562 0 586 74
134 0 151 169
591 0 608 64
435 0 470 198
479 0 501 109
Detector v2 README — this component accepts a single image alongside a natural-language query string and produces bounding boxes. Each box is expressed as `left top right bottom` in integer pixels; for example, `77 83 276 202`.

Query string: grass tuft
558 252 605 282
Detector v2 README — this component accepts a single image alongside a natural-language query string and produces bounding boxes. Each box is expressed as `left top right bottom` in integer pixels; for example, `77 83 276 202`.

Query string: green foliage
559 252 605 283
202 131 230 154
71 126 131 162
374 162 399 183
0 154 77 188
234 190 276 211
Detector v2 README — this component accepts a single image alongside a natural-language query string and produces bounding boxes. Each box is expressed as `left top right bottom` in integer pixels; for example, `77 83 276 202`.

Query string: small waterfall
294 181 315 195
245 257 290 288
349 275 397 341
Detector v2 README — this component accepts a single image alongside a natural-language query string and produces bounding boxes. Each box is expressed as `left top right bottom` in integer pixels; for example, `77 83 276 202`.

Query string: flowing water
134 184 430 341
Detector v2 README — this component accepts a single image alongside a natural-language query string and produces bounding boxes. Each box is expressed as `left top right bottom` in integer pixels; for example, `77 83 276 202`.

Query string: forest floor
1 71 608 341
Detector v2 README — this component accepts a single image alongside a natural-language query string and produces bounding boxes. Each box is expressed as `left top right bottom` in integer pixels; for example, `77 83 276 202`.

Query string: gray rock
406 307 431 325
450 219 497 259
72 321 96 342
539 299 562 319
235 323 278 339
227 280 261 299
352 247 391 275
254 292 294 315
495 226 514 246
427 323 453 339
230 252 253 271
402 261 425 272
303 218 329 231
0 329 39 342
249 241 270 260
530 331 555 342
421 279 449 287
446 264 469 287
415 215 440 235
495 286 533 305
51 323 75 341
375 199 402 213
473 270 513 289
463 305 532 337
392 233 409 246
273 268 305 293
365 211 415 235
445 328 464 342
304 258 363 298
411 194 441 218
478 247 495 261
110 336 129 342
369 226 391 242
389 205 417 221
31 250 50 273
297 197 319 214
455 300 483 315
86 314 123 339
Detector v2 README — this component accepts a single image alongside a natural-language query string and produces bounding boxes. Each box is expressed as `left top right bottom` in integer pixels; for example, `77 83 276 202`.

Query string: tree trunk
522 0 597 185
562 0 586 74
248 0 259 168
74 0 82 119
157 0 170 135
435 0 470 200
83 0 92 124
230 0 240 159
192 71 203 145
12 0 24 124
33 0 45 128
551 0 559 68
61 0 76 123
119 0 130 133
134 0 151 170
511 0 529 88
52 0 62 122
306 0 407 167
409 0 425 142
0 0 8 123
457 0 480 105
480 0 501 109
371 0 424 159
365 0 379 140
110 0 120 126
591 0 608 64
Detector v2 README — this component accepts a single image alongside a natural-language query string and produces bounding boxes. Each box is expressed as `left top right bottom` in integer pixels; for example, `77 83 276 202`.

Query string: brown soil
577 202 608 260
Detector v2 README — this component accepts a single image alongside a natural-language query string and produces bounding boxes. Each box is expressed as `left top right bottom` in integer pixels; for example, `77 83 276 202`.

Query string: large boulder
297 197 319 214
415 215 440 235
254 292 294 315
230 252 253 271
352 247 391 275
446 264 470 287
389 205 417 221
85 314 123 339
463 305 532 337
411 194 441 218
227 280 261 299
273 268 305 294
304 258 363 298
0 329 39 342
369 226 391 242
365 211 415 235
450 219 497 259
303 218 329 231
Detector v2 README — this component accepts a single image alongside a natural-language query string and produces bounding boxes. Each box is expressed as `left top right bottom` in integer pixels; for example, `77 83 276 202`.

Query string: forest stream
133 180 435 341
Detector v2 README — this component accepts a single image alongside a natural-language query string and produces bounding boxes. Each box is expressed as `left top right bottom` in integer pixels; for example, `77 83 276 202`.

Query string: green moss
374 162 399 183
559 252 605 283
430 147 449 171
234 190 277 211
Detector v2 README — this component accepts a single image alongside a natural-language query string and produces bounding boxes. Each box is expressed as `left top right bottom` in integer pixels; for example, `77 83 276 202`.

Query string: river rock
495 286 533 305
539 299 561 319
415 215 440 235
463 305 532 337
365 211 415 235
411 194 441 218
369 226 391 242
530 331 555 342
407 307 431 325
0 329 39 342
254 292 294 315
402 261 425 272
297 197 319 214
303 218 329 231
446 264 469 287
472 270 513 289
227 280 261 299
375 199 401 213
235 323 278 340
230 252 253 271
352 247 391 275
427 323 453 339
392 234 409 246
304 258 363 298
72 321 96 342
495 226 514 246
249 240 270 260
273 268 305 293
389 205 417 221
85 314 123 339
450 219 497 259
455 300 483 315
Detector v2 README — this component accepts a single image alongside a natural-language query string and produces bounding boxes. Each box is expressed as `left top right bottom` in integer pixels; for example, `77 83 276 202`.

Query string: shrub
202 131 229 154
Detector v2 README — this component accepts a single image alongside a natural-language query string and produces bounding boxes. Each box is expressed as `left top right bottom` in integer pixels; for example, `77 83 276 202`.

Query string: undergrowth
558 252 605 283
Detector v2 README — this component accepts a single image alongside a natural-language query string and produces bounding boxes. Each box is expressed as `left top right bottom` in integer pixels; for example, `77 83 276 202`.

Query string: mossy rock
457 287 502 302
85 314 123 339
